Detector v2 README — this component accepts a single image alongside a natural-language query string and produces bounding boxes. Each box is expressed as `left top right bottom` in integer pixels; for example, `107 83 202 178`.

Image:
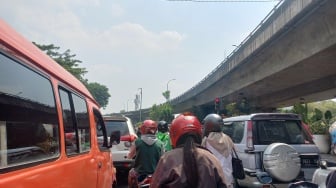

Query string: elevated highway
124 0 336 122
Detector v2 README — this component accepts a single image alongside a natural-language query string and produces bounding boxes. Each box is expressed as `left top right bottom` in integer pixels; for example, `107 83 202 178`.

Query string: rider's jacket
202 132 235 188
156 132 172 152
134 134 164 175
150 147 227 188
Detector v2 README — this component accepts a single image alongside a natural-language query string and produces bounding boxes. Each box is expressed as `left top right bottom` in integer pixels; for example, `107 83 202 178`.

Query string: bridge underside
124 0 336 121
173 1 336 113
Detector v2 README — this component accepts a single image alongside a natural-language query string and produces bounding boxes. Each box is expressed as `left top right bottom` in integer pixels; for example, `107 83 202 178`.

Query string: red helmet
140 120 158 134
169 113 202 148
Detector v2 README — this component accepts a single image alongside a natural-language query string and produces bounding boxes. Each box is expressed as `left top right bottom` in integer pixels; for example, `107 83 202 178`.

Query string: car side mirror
110 131 121 146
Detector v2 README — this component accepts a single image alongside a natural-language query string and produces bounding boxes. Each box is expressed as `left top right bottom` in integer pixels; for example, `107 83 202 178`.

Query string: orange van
0 19 118 187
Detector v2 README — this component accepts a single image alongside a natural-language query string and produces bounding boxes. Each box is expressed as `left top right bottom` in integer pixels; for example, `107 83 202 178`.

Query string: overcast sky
1 0 280 114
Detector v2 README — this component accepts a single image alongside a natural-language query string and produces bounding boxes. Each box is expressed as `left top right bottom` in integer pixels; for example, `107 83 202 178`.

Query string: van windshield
254 120 313 145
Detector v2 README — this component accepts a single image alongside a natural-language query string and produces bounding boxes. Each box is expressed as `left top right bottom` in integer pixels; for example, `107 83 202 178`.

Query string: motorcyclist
150 113 227 188
156 120 172 152
202 113 235 188
128 120 164 187
329 121 336 154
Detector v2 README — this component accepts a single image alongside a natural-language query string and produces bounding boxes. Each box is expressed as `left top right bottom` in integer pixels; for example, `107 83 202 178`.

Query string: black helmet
202 114 223 137
158 120 169 133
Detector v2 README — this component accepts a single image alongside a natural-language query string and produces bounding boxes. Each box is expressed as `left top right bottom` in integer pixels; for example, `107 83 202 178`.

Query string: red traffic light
215 98 220 103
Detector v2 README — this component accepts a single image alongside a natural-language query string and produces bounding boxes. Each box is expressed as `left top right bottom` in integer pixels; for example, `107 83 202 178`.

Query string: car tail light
121 134 137 142
123 163 132 168
246 120 254 150
121 134 137 148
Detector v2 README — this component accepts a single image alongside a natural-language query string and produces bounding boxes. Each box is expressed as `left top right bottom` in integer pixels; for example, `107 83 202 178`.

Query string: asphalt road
113 153 336 188
115 171 129 188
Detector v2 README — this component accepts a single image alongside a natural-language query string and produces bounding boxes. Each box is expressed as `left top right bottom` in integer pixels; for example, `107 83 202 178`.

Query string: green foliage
85 82 111 108
284 101 336 134
223 98 250 117
33 43 87 81
225 102 239 116
162 90 170 101
291 103 309 123
310 121 329 135
34 42 111 108
149 103 174 122
237 97 250 114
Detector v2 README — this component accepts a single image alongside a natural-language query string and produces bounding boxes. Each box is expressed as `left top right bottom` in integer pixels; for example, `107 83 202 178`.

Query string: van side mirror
110 131 121 146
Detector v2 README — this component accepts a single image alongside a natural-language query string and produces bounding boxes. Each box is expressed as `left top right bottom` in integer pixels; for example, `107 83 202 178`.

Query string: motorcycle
128 168 152 188
138 174 152 188
254 171 318 188
287 181 318 188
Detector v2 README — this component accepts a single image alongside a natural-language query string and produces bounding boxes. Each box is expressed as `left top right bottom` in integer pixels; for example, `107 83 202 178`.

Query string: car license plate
300 155 319 168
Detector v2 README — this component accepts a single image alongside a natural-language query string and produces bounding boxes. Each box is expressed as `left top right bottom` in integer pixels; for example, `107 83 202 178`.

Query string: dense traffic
1 15 336 188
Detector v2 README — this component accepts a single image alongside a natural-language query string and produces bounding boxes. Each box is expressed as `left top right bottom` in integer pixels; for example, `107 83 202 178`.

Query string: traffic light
214 97 220 112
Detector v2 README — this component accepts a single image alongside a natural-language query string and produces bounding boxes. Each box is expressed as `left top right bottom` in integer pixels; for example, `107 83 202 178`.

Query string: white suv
223 113 320 188
103 115 137 174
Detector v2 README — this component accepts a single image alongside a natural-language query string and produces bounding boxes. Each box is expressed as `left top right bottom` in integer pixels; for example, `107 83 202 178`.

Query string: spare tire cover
263 143 301 182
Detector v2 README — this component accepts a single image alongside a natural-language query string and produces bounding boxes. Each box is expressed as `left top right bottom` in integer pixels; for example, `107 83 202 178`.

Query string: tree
34 42 110 108
281 100 336 134
33 43 87 82
162 90 170 101
291 103 309 123
149 103 174 122
85 82 111 109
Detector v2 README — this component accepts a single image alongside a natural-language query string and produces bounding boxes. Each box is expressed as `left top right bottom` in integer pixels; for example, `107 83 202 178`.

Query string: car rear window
105 121 129 136
254 120 313 145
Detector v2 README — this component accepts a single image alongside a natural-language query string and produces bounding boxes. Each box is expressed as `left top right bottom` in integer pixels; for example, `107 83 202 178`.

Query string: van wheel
263 143 301 182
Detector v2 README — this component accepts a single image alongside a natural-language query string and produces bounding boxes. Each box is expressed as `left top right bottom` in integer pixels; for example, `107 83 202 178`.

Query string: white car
103 115 137 174
223 113 320 188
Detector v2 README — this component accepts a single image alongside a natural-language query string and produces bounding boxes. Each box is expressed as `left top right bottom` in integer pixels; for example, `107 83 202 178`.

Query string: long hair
178 134 200 188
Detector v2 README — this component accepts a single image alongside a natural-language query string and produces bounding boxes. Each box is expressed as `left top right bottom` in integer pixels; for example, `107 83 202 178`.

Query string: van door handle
98 161 102 169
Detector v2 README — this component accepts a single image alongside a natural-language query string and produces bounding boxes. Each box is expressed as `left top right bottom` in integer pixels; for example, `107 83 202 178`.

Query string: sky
0 0 281 114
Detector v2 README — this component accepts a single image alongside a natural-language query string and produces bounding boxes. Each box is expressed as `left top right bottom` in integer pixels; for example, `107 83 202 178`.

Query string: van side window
94 109 108 148
59 88 91 155
72 94 90 152
0 53 60 170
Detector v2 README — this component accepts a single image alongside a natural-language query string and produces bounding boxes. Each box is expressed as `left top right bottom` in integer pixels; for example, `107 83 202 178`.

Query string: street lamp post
127 99 131 112
138 88 142 122
166 79 176 101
